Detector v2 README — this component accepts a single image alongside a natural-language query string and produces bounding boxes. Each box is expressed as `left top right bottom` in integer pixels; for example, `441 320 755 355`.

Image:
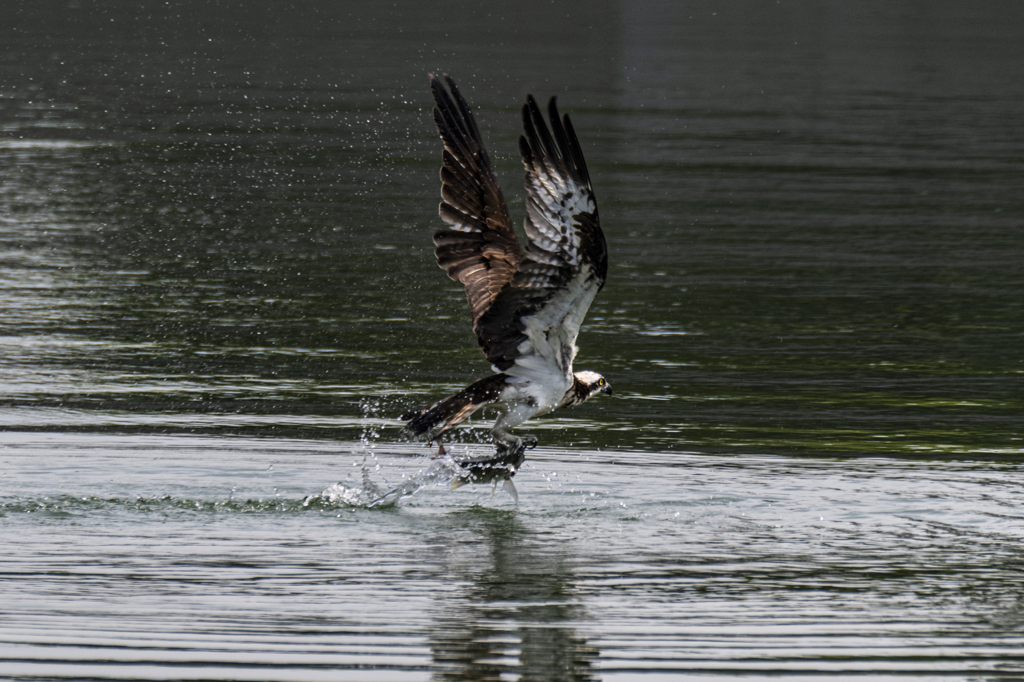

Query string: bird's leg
493 435 513 455
491 429 514 448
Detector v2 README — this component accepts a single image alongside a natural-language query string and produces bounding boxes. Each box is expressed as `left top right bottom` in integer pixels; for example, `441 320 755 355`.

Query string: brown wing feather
429 74 521 326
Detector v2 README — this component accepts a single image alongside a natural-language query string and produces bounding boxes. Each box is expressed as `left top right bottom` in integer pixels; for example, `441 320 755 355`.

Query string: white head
572 370 612 403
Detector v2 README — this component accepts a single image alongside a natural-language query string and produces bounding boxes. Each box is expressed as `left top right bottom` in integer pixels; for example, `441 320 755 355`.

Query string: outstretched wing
429 74 522 326
476 95 607 377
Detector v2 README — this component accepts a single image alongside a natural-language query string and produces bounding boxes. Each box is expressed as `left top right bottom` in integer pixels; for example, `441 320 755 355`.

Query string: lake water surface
2 1 1023 679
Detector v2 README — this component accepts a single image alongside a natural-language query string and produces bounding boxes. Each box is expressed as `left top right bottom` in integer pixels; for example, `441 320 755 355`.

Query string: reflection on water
428 510 597 681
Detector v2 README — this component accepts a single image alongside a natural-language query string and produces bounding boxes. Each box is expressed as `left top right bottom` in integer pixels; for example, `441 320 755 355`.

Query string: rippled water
3 0 1024 679
5 434 1024 680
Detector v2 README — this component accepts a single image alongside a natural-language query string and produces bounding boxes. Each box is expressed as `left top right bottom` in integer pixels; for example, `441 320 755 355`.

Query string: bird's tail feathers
401 374 508 440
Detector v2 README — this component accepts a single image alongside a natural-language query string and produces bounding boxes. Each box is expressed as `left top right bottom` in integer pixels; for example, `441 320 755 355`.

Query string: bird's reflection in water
426 508 598 681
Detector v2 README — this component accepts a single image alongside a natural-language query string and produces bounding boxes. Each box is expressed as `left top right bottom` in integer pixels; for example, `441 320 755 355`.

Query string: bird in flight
402 74 611 484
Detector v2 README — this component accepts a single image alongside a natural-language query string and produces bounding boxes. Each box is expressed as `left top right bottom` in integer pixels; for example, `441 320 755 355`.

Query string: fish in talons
449 437 534 504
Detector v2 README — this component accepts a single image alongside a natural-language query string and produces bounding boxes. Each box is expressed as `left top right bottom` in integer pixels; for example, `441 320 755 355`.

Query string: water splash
301 401 522 508
358 397 382 452
304 441 528 509
304 455 466 508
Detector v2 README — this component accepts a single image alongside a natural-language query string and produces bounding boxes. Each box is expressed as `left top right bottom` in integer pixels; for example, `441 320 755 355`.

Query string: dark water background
2 1 1023 679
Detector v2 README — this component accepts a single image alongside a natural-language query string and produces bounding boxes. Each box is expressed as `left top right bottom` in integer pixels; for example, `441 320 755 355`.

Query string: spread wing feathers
401 374 508 440
429 74 522 325
475 95 607 374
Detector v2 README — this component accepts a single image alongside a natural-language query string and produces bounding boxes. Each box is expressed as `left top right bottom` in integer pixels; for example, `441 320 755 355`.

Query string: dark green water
3 1 1022 456
2 1 1023 679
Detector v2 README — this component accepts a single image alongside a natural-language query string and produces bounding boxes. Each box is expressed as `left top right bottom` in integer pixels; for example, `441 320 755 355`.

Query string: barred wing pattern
476 95 607 374
429 74 521 326
428 75 606 377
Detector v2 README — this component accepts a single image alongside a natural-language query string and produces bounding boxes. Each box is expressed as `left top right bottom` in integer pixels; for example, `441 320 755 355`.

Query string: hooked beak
601 383 613 396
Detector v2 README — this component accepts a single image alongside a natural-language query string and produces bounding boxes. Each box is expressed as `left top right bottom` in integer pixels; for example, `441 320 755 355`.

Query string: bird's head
573 370 612 401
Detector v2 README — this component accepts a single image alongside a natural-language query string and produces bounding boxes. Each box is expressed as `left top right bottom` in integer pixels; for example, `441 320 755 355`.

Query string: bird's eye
598 379 604 386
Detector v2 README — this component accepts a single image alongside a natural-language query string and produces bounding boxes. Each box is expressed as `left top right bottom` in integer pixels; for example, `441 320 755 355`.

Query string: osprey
402 74 611 480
